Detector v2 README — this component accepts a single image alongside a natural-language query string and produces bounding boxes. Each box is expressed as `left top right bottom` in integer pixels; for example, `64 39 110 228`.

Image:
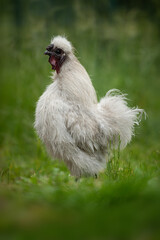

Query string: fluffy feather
35 36 144 177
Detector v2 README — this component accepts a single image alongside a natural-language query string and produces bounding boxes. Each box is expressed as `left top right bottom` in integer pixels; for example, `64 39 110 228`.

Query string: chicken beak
44 50 50 55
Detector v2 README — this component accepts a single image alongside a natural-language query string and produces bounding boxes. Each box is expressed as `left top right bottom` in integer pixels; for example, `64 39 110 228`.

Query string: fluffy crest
51 36 73 54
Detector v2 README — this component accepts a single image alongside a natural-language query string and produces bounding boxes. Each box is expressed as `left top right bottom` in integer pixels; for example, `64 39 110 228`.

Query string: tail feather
97 89 145 149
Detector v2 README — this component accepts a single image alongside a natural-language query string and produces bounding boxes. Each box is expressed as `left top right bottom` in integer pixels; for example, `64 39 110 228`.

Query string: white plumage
35 36 143 178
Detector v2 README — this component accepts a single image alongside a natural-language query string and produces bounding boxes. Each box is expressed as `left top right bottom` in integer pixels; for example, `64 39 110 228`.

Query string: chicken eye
55 48 62 55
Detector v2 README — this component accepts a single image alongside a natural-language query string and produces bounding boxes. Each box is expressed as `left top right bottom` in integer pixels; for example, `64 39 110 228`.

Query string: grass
0 8 160 240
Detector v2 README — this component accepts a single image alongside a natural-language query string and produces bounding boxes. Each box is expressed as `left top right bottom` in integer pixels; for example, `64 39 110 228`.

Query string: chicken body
35 36 143 177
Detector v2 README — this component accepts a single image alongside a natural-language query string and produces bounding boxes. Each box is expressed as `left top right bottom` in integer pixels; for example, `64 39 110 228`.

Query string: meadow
0 4 160 240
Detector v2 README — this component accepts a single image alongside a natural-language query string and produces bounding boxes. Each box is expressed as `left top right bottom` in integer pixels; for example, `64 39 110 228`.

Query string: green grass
0 9 160 240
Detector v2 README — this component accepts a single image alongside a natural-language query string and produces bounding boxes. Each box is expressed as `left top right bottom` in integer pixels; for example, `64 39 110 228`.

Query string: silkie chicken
35 36 143 178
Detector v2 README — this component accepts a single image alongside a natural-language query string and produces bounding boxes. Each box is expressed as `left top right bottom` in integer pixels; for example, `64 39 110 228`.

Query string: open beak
44 44 54 56
44 50 51 56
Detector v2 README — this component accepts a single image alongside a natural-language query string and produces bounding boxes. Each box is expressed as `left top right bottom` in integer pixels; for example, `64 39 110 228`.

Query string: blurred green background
0 0 160 239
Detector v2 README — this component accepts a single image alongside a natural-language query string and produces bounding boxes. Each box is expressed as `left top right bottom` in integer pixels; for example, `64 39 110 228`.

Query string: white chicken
35 36 143 178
